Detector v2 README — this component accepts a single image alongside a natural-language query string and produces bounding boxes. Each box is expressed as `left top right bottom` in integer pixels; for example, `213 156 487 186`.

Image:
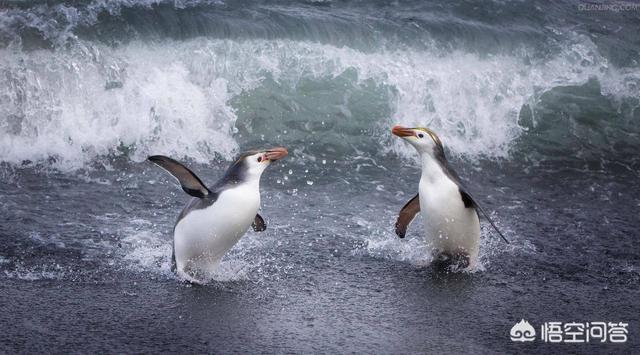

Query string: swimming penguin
148 147 288 283
391 125 508 270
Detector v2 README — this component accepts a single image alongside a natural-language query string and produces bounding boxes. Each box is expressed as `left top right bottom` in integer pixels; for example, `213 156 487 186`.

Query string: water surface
1 0 639 352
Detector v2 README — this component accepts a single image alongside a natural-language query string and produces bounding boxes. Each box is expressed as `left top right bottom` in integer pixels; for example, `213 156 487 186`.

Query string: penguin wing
148 155 211 198
395 194 420 238
252 213 267 232
458 188 510 244
435 149 510 244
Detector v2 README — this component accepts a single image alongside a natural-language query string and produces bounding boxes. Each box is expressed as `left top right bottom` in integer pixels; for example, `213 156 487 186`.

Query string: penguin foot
176 266 208 285
432 252 470 272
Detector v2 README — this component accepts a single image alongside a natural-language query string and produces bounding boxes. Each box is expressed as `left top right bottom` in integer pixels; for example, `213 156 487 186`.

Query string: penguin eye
417 133 424 138
257 156 262 162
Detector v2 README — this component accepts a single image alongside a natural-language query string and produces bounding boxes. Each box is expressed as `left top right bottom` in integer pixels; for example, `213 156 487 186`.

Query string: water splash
1 34 639 169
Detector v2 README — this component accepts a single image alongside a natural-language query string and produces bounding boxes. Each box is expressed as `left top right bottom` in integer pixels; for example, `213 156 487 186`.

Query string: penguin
148 147 288 284
391 125 508 270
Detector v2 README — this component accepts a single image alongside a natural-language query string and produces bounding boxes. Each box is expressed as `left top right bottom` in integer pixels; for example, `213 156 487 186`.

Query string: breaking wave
1 0 639 170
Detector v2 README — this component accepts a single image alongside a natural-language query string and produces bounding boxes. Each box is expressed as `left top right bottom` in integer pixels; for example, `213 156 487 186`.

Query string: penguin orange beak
264 147 288 161
392 125 415 137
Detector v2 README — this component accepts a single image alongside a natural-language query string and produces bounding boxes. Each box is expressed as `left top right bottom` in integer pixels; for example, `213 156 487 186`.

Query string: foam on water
120 230 174 276
1 33 639 170
118 215 273 282
357 208 534 272
0 41 239 169
120 229 256 283
2 261 69 281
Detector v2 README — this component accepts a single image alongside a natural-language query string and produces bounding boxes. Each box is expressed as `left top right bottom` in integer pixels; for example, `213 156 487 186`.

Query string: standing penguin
391 126 508 270
149 147 288 283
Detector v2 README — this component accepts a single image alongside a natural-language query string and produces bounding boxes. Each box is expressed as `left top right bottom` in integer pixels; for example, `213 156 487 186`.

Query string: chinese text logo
510 319 536 342
510 320 628 344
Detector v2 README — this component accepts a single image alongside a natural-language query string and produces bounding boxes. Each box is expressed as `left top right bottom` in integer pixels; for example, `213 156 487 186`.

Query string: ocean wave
0 0 548 52
0 33 639 170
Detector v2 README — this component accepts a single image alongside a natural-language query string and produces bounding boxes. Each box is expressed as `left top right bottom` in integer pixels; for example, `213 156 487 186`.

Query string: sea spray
2 37 639 169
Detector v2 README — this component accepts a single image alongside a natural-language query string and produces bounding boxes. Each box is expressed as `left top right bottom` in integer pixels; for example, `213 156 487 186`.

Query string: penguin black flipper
458 188 509 244
395 194 420 238
148 155 211 198
434 150 510 245
171 244 177 272
252 214 267 232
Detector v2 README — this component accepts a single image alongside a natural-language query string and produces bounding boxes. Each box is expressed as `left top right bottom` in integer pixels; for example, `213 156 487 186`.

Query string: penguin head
392 125 444 158
239 147 288 179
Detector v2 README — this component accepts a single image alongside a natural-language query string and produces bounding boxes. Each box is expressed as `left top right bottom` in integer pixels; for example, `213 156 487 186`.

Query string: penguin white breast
418 167 480 259
173 182 260 279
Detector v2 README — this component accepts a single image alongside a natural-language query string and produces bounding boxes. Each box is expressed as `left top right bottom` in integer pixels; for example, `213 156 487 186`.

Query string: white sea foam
358 210 533 272
120 229 254 282
120 230 174 275
118 216 270 282
3 262 69 281
1 34 638 169
0 41 239 169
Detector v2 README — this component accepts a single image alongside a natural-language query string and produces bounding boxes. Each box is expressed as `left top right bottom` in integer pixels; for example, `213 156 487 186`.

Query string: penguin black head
392 125 445 160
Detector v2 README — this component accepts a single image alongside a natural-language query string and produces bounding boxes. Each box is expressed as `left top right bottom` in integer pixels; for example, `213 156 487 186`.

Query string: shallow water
1 0 640 353
1 158 638 352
